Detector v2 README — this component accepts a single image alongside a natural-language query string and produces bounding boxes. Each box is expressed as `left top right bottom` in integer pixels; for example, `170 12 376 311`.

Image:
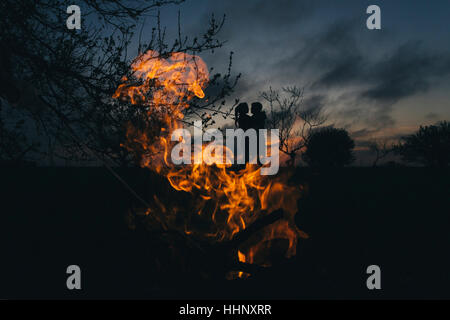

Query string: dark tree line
395 121 450 168
300 121 450 169
366 121 450 168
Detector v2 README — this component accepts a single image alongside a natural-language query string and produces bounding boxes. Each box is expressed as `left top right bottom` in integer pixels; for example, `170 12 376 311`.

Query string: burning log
226 209 284 249
131 207 290 279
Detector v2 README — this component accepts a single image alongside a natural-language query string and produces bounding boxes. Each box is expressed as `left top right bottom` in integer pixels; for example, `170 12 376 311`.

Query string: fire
112 49 209 167
237 250 250 279
113 49 308 278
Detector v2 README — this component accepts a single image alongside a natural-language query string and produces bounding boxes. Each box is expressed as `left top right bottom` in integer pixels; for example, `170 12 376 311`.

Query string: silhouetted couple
235 102 266 131
235 102 267 164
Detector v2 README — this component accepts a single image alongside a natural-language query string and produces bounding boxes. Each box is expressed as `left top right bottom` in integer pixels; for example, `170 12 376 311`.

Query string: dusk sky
156 0 450 153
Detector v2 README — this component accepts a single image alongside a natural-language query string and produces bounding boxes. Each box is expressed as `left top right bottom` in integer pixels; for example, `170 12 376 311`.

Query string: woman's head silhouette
236 102 249 116
235 102 250 128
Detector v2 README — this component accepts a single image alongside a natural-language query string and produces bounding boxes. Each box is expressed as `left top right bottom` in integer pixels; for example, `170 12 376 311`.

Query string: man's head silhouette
251 102 263 114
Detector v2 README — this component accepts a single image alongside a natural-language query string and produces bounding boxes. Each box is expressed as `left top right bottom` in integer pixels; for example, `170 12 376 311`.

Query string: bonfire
113 49 308 279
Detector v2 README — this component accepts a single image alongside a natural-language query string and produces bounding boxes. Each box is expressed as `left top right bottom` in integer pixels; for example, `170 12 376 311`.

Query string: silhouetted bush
395 121 450 168
303 127 355 168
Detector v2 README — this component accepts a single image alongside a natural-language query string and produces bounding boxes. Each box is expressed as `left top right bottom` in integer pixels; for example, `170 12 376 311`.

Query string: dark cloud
361 41 450 103
303 94 327 111
297 23 450 130
314 54 364 88
424 112 440 120
307 24 450 105
218 0 317 38
306 20 365 88
274 19 361 82
350 128 379 139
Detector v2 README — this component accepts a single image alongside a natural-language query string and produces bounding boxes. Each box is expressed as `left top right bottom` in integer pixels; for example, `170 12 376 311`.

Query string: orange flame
113 50 307 278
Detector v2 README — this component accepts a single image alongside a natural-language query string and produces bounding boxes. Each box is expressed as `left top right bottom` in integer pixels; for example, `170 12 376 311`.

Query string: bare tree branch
261 86 327 166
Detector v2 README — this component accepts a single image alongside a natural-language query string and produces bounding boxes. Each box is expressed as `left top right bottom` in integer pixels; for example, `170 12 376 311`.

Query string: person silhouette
235 102 251 130
251 102 267 164
234 102 251 164
250 102 266 130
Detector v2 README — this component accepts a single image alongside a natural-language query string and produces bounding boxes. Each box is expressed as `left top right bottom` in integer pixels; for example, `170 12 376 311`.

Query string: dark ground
0 167 449 299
